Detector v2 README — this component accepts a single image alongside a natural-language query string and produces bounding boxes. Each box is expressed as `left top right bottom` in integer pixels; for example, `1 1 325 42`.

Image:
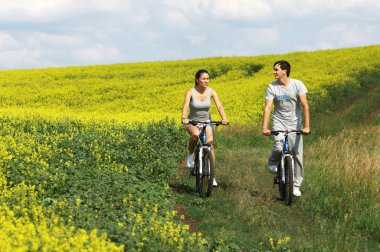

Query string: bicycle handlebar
271 130 310 136
187 120 229 126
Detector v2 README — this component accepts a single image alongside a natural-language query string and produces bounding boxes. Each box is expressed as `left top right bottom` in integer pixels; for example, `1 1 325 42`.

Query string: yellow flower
75 198 81 207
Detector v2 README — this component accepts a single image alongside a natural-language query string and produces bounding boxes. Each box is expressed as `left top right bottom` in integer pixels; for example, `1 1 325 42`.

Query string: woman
181 69 228 186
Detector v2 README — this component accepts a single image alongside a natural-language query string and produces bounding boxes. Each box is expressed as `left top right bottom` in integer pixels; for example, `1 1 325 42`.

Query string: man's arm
299 94 310 134
262 99 273 136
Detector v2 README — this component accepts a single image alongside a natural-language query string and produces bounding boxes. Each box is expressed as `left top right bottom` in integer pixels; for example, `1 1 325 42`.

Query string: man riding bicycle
262 60 311 197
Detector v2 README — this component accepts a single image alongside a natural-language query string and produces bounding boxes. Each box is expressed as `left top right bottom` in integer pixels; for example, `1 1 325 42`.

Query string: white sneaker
186 154 194 168
268 164 278 174
213 178 218 187
293 186 301 197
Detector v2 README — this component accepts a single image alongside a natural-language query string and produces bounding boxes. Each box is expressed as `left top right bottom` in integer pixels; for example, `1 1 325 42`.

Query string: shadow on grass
169 181 196 196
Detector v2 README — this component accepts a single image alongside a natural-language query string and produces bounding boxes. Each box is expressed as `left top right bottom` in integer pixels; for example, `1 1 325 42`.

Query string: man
262 60 310 197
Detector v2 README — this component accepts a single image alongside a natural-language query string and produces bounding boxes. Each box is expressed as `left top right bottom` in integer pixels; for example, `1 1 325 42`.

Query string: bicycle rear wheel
284 156 294 206
198 148 214 198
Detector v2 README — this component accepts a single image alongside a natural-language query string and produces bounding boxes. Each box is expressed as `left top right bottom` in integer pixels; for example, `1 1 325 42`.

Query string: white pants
268 133 304 187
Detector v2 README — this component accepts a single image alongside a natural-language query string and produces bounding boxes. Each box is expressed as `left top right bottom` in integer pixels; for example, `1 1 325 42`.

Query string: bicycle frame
272 130 302 205
195 125 211 176
279 133 294 184
188 120 224 198
273 130 301 177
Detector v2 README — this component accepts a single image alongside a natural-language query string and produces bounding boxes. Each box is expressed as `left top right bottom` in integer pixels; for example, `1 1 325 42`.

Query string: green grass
175 126 379 251
0 45 379 251
173 63 380 251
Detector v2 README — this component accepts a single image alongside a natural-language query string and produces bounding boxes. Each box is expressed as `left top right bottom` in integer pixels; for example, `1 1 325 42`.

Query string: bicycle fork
280 135 295 183
197 145 211 176
274 135 294 185
279 154 294 183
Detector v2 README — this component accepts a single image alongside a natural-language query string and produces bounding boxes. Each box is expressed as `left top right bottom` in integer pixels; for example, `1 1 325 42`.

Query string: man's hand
302 127 311 135
263 128 271 136
222 119 229 125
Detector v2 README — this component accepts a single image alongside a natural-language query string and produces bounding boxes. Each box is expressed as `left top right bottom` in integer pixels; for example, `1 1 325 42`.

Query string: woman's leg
205 127 215 164
186 124 200 154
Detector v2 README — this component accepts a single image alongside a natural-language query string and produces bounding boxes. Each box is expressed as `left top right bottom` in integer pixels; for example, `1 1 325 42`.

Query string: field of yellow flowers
0 117 215 251
1 45 379 125
0 45 379 251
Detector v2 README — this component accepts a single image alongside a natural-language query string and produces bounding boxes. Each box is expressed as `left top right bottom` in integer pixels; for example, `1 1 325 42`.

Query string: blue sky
0 0 379 70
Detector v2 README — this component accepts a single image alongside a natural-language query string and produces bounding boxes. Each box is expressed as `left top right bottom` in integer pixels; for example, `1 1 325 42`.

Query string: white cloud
90 0 133 12
25 32 85 48
317 23 379 48
209 0 272 21
213 27 280 56
163 0 272 21
165 10 191 29
0 0 133 22
126 9 152 25
0 0 379 69
187 35 205 46
0 32 20 49
0 0 80 21
71 44 123 64
243 27 279 47
161 0 380 21
0 31 124 69
163 0 207 16
272 0 380 18
0 49 46 69
293 22 379 52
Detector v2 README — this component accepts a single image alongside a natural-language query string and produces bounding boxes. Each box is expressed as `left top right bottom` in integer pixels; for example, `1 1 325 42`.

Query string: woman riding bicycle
181 69 228 187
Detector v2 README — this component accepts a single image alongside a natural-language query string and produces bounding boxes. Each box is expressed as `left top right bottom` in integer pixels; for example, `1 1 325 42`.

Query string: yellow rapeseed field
0 45 378 124
0 45 379 251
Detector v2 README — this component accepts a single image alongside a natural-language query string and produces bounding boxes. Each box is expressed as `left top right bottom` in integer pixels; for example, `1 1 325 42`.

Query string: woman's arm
181 89 192 124
211 89 228 124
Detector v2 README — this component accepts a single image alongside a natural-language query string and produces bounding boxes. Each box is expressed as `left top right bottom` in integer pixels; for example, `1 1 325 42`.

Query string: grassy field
174 52 380 251
0 45 379 251
175 124 379 251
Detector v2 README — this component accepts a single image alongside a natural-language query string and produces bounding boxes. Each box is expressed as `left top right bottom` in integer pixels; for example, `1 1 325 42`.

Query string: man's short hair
274 60 291 77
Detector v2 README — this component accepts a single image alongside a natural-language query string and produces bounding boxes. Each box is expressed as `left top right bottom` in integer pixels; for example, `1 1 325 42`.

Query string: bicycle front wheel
277 164 285 200
284 156 294 206
198 148 214 198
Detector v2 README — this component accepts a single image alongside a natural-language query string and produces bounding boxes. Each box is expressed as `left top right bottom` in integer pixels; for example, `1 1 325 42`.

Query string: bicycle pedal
273 177 279 184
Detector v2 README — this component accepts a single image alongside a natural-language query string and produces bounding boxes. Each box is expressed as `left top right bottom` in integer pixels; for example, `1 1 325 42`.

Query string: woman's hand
221 119 229 125
181 118 189 125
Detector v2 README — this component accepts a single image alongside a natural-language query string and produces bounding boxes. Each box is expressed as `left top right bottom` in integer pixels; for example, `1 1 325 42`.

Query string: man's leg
268 134 283 173
289 133 303 187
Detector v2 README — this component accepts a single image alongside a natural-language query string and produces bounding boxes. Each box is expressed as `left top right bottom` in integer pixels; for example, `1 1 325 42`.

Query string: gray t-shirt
188 87 212 121
265 78 308 130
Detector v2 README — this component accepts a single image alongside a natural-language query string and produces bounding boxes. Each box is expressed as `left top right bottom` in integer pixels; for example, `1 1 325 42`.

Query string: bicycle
272 130 304 206
187 120 226 198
